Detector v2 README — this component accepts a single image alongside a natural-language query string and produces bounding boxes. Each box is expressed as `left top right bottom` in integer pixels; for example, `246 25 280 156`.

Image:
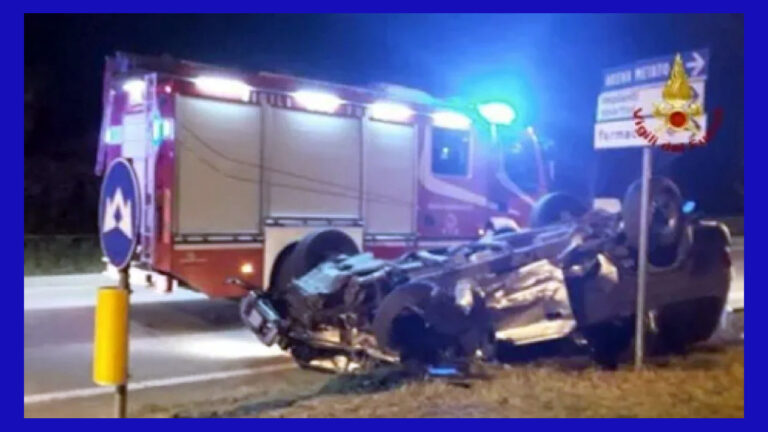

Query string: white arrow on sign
686 51 706 77
102 187 133 239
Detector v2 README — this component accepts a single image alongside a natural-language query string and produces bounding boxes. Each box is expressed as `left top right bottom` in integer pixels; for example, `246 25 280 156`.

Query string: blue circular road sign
99 158 141 269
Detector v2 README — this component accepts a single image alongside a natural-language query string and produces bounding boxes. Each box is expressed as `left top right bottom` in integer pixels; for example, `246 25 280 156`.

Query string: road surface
24 238 744 417
23 273 317 417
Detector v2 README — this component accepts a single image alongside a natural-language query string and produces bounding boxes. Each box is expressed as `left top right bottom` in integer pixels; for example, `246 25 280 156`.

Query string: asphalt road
24 273 302 417
24 238 744 418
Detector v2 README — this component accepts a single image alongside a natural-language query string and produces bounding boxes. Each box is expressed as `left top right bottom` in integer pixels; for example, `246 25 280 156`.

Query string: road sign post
93 283 130 416
634 147 652 369
95 158 141 417
595 50 708 369
115 267 129 418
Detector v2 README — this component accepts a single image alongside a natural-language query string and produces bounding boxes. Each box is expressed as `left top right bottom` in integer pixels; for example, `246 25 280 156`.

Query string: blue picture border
13 6 750 426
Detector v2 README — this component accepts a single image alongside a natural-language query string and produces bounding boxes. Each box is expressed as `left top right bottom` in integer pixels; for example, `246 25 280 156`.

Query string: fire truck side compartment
175 95 263 235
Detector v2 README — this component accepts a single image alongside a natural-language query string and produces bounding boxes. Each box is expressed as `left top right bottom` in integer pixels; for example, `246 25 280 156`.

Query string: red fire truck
96 52 566 298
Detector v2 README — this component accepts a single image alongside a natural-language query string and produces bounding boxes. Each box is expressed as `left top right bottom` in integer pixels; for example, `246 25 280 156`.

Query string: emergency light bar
432 111 471 130
478 102 515 125
370 102 414 122
194 76 252 102
293 90 344 113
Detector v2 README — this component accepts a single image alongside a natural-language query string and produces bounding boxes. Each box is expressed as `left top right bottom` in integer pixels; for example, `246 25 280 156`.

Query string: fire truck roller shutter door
364 120 417 234
265 109 362 219
175 95 262 234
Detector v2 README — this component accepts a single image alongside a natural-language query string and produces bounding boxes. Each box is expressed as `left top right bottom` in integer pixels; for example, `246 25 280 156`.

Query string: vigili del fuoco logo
633 53 723 152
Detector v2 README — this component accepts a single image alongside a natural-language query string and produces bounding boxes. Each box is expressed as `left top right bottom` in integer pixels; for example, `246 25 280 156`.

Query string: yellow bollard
93 286 129 386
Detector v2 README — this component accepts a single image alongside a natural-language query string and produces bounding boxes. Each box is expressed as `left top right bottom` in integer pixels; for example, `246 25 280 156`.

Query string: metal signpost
635 148 652 369
95 157 141 417
594 50 708 369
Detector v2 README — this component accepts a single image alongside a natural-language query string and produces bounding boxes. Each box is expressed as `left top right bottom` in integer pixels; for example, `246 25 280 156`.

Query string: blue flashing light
478 102 516 125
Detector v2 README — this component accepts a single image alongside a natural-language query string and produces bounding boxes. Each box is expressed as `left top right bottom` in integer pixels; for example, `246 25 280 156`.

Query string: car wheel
270 242 297 291
372 282 436 355
285 229 360 281
623 177 685 252
582 318 634 370
529 192 588 228
654 297 726 353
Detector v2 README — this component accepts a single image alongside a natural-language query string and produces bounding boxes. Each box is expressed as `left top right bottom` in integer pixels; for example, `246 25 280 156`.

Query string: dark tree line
25 68 101 235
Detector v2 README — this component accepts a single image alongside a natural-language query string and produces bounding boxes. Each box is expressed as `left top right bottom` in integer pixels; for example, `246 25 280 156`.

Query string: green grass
252 346 744 418
150 342 743 418
24 235 103 276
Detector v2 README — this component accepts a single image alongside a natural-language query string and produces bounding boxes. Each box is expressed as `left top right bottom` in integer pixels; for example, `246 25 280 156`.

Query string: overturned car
235 178 732 372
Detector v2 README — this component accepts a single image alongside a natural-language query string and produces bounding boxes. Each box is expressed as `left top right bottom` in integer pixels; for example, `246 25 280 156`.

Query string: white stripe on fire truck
173 242 263 251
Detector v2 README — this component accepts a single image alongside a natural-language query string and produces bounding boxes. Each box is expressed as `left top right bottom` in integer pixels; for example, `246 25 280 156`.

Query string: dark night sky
24 14 743 233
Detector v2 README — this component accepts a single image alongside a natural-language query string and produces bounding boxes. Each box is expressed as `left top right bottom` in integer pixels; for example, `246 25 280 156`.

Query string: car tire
529 192 588 228
373 281 494 365
285 229 360 282
372 282 436 354
582 318 634 370
654 296 726 353
270 242 297 292
623 176 685 252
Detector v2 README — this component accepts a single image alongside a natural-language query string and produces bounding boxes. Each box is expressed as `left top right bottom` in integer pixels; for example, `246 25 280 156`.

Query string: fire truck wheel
286 229 360 281
529 192 588 228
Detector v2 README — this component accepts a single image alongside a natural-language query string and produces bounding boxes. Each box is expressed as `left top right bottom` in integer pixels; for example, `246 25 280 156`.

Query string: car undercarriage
235 178 732 374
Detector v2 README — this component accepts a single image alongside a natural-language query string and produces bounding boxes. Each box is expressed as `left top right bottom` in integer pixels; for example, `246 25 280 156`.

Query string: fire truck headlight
478 102 515 125
240 263 254 275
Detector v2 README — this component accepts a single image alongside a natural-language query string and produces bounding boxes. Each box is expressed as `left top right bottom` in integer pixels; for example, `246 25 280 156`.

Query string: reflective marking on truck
173 243 263 251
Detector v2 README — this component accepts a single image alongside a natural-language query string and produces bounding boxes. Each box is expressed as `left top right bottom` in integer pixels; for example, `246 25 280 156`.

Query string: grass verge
24 235 103 276
252 345 743 418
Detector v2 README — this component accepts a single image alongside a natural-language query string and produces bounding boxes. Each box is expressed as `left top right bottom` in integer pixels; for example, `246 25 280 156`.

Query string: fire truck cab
96 52 552 298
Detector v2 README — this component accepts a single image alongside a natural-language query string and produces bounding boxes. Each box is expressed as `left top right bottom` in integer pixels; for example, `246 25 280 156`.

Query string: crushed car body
237 178 732 372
